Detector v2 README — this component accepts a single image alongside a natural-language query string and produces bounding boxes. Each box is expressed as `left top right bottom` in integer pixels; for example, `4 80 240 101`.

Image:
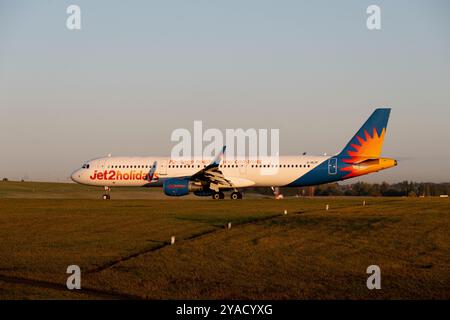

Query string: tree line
253 181 450 197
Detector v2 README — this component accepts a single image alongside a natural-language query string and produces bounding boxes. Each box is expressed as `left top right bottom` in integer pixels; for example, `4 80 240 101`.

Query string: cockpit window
82 164 90 169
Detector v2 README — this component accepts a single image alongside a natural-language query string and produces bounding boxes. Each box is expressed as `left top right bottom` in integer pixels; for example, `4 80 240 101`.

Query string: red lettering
89 170 97 180
108 170 116 180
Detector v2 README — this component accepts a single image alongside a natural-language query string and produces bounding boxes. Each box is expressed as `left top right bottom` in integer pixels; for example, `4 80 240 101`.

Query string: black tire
102 194 109 200
212 192 221 200
231 192 242 200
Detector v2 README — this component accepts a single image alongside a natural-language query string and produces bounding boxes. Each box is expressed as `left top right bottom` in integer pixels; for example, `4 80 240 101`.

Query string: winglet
209 146 226 168
147 160 158 182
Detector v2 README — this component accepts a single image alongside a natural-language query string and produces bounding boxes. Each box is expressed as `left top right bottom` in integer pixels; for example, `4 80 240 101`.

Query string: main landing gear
212 191 225 200
102 186 111 200
211 191 243 200
230 191 242 200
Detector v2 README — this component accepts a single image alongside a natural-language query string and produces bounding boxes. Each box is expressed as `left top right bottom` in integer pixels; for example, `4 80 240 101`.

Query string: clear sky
1 0 449 183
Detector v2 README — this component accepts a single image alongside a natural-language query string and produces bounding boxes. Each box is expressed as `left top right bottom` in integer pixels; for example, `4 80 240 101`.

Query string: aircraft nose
71 170 81 183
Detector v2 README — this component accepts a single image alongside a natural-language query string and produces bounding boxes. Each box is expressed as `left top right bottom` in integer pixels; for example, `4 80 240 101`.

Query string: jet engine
163 178 203 196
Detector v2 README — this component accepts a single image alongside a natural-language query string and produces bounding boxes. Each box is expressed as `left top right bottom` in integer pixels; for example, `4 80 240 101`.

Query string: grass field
0 181 449 299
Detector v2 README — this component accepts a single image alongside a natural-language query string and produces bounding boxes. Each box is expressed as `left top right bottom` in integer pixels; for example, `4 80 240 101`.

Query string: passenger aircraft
71 108 397 200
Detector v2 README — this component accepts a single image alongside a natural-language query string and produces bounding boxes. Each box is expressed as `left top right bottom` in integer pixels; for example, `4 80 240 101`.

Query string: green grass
0 181 449 299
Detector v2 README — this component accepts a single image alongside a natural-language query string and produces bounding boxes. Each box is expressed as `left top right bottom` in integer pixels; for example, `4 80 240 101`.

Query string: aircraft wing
189 146 234 190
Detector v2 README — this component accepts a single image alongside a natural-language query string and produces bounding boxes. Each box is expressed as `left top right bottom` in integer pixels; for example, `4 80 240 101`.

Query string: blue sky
1 0 449 182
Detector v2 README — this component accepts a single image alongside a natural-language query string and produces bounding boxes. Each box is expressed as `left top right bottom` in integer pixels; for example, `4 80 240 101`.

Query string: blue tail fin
338 108 391 158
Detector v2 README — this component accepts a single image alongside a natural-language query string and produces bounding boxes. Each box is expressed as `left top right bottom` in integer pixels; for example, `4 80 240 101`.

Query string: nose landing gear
102 186 111 200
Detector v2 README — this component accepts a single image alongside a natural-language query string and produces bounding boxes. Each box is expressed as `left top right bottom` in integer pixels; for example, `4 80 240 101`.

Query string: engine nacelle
163 178 202 196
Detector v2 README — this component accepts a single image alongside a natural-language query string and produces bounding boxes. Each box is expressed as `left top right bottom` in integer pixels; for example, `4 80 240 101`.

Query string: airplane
71 108 397 200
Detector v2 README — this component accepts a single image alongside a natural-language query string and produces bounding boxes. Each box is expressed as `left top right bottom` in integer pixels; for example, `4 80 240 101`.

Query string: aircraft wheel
103 186 111 200
212 192 225 200
231 192 242 200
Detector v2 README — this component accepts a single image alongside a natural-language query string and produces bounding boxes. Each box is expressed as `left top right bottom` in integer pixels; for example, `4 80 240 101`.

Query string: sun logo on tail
341 127 386 177
347 128 385 160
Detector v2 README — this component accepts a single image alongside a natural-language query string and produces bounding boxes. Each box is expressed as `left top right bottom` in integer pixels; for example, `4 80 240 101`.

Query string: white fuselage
71 155 330 188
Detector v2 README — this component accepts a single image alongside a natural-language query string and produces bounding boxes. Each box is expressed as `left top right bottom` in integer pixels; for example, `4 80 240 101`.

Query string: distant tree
2 178 8 182
384 188 403 197
315 183 343 196
250 181 450 197
352 182 374 196
408 191 417 197
344 189 357 196
380 182 390 196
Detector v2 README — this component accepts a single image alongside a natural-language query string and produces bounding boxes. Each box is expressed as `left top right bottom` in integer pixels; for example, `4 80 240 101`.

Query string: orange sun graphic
341 127 386 178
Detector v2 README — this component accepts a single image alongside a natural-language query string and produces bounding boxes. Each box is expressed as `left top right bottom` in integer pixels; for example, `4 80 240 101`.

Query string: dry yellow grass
0 182 449 299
